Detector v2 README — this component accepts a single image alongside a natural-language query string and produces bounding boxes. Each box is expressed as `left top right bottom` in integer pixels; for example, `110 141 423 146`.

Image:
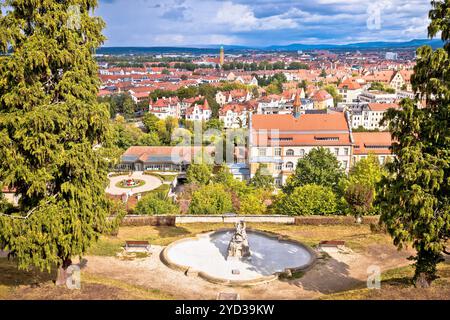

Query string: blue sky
96 0 431 47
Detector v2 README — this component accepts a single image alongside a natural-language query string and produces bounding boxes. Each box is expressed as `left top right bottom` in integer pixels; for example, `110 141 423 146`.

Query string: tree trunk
415 272 431 288
55 258 72 286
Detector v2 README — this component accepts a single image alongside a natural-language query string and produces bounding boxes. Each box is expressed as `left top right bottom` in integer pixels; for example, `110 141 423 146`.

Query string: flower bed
115 179 146 189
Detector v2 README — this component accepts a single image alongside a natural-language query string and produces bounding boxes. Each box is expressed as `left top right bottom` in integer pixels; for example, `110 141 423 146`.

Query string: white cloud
216 1 298 31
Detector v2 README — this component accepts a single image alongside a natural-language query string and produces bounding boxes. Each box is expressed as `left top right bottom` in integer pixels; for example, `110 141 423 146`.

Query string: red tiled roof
352 132 393 155
251 113 349 132
368 103 400 112
312 89 333 102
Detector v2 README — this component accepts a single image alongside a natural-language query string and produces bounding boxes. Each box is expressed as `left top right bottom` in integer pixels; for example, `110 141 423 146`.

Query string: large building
248 112 353 186
352 132 394 165
351 103 400 130
117 146 216 172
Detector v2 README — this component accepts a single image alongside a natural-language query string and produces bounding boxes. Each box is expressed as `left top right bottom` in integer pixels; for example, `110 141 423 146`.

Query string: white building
185 99 212 121
248 112 353 186
351 103 400 130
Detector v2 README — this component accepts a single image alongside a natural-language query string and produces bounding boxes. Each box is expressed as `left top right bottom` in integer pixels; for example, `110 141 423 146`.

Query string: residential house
185 99 212 121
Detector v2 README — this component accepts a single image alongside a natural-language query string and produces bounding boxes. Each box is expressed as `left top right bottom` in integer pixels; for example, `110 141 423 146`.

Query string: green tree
323 85 342 107
213 165 235 186
188 184 233 214
0 0 114 284
249 164 274 190
137 132 161 146
344 184 374 222
238 192 267 215
143 112 160 132
274 185 337 216
347 154 384 197
284 147 344 194
377 0 450 287
205 119 224 131
186 163 212 185
112 116 144 150
135 193 179 215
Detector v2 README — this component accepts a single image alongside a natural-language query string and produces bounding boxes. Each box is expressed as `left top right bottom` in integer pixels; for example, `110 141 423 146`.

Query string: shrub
188 184 233 215
238 192 267 215
135 193 179 215
344 183 374 218
274 184 337 216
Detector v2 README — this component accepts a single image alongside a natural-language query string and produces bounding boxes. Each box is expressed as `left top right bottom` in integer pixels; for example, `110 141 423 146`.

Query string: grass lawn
0 258 174 300
88 222 393 256
321 261 450 300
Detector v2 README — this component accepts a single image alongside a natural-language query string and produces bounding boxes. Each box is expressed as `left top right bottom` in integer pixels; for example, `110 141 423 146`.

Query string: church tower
293 92 302 118
219 46 224 66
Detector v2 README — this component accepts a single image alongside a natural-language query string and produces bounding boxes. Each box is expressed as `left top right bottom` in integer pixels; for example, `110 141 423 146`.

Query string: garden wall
119 215 380 226
294 216 380 225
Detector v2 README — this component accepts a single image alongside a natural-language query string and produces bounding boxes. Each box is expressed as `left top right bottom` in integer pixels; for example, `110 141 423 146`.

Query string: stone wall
119 215 380 227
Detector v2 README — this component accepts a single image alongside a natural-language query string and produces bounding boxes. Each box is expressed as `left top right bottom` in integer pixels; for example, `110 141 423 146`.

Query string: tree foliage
344 184 374 218
186 163 212 185
135 193 179 215
274 184 337 216
249 164 274 190
0 0 114 281
188 184 233 215
284 147 344 195
377 0 450 286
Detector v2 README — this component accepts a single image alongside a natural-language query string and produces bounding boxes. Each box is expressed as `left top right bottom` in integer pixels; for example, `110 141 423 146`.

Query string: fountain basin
161 229 316 286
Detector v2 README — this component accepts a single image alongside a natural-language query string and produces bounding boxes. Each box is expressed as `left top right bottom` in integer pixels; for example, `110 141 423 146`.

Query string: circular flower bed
115 179 146 189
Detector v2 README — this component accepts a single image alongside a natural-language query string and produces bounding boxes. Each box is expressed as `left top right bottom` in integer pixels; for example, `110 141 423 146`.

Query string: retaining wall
119 214 380 226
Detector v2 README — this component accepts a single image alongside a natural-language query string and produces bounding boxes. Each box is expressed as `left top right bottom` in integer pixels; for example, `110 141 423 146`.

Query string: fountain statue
227 221 251 259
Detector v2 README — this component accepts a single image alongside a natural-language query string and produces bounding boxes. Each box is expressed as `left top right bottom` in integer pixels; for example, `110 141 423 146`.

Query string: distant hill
97 39 445 55
265 39 444 51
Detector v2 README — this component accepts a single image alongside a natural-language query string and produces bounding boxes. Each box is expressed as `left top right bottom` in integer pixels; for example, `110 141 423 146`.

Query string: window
299 149 305 157
276 163 282 171
342 160 348 169
258 148 267 156
285 162 294 170
286 149 294 156
334 148 339 156
275 178 282 187
275 148 282 156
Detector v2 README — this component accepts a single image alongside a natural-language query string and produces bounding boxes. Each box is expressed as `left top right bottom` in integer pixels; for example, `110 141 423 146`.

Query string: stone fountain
227 221 251 260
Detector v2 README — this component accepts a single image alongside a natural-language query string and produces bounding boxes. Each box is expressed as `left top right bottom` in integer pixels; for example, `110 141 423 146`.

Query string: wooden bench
319 240 346 248
217 292 240 300
125 240 151 251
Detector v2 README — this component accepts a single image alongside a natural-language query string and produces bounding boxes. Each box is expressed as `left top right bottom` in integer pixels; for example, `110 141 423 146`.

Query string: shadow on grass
0 258 56 287
289 255 365 294
155 225 191 240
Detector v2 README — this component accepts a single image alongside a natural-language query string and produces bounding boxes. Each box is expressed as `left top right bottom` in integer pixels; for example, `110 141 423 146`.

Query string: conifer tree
0 0 113 285
378 0 450 287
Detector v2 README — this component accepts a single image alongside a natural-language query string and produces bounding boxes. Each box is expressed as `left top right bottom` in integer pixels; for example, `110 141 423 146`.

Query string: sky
96 0 432 47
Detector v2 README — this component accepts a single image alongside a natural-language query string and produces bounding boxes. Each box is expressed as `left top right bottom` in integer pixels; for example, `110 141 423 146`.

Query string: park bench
319 240 346 249
217 292 240 300
125 240 151 251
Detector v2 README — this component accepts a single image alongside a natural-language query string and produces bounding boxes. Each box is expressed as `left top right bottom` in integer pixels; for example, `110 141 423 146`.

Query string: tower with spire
219 46 224 66
293 92 302 118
